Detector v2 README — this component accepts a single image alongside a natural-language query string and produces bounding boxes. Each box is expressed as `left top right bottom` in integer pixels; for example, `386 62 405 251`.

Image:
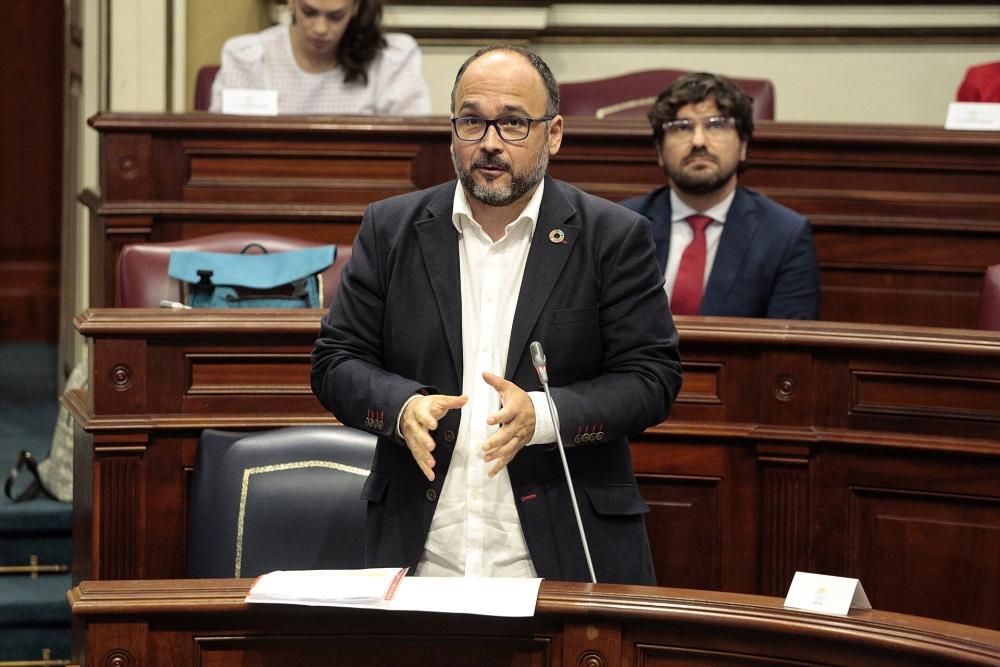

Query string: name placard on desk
945 102 1000 131
784 571 872 616
221 88 279 116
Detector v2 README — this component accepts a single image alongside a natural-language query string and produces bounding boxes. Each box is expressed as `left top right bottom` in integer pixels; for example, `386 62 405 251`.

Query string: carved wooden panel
756 446 810 596
95 446 145 580
638 473 723 590
196 636 553 667
849 487 1000 628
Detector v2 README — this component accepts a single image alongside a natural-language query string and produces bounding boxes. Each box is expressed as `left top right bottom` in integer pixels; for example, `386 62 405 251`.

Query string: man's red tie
670 214 713 315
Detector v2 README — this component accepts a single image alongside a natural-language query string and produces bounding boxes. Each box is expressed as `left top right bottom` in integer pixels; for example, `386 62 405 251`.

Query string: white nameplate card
221 88 279 116
783 571 871 616
945 102 1000 131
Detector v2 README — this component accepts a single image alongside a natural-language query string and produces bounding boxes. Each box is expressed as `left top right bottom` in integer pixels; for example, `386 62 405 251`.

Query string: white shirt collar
669 187 736 225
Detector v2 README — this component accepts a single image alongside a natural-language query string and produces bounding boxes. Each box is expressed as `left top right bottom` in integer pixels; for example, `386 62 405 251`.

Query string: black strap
4 450 58 502
240 242 269 255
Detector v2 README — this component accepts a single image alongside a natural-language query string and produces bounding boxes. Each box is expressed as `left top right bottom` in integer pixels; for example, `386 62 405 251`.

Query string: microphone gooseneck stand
529 341 597 584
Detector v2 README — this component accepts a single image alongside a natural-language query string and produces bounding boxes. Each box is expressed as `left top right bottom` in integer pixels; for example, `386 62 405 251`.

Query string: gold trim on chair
234 460 370 577
595 96 658 119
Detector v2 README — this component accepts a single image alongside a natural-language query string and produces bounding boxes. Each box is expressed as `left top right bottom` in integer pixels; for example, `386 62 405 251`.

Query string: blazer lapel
506 178 577 379
415 183 463 384
702 187 757 313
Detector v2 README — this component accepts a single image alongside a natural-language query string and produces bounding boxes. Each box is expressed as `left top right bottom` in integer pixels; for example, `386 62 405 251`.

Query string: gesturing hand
481 371 535 477
400 393 467 481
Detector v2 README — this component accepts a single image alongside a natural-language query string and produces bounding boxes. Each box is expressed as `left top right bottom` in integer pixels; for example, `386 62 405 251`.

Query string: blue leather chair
186 425 377 578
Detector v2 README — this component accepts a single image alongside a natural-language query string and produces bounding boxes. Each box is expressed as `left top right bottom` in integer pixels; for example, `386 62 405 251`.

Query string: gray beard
452 145 549 208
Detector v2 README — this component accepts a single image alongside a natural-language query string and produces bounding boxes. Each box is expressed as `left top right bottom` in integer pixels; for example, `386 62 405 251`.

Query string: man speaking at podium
312 45 682 584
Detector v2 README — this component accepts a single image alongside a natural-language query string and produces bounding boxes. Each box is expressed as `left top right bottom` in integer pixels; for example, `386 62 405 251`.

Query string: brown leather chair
979 264 1000 331
116 231 351 307
559 69 776 120
194 64 220 111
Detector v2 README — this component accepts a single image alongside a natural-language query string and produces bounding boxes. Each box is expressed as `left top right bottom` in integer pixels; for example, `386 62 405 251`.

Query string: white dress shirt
662 189 735 298
414 181 556 578
209 26 431 115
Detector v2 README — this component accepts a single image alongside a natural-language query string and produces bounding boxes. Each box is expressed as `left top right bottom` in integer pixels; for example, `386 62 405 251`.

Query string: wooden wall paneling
812 446 1000 628
0 0 65 341
84 115 1000 329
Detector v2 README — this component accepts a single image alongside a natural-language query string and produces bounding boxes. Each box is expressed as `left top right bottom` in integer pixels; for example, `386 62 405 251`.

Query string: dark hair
330 0 387 85
450 44 560 116
648 72 754 145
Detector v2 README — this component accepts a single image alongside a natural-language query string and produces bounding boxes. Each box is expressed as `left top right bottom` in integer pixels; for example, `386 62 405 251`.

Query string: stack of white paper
246 568 407 606
244 570 542 617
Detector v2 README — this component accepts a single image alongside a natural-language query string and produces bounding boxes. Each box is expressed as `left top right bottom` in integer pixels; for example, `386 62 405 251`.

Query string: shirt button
425 488 437 502
443 430 456 443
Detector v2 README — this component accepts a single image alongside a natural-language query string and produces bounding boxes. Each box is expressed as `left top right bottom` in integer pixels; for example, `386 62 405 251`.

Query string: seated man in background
210 0 431 115
621 72 819 319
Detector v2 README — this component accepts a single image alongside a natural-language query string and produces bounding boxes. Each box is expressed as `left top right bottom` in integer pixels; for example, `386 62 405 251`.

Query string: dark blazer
620 186 820 319
312 176 683 584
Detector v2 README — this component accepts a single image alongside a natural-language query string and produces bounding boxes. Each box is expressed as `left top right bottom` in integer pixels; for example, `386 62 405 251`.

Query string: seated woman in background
210 0 431 115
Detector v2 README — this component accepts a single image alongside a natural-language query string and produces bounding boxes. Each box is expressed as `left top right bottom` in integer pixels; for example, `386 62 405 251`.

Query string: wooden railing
83 113 1000 328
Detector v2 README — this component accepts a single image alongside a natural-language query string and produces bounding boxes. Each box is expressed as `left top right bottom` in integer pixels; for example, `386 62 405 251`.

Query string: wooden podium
69 579 1000 666
67 310 1000 629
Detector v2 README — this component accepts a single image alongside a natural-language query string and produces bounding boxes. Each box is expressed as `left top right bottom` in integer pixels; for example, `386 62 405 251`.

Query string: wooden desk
83 113 1000 328
67 310 1000 629
69 579 1000 666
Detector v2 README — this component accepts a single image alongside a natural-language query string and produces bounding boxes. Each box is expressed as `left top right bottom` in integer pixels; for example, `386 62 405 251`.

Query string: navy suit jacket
620 186 820 319
312 176 683 584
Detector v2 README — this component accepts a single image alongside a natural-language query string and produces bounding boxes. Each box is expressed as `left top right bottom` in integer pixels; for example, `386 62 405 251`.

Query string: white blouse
209 26 431 116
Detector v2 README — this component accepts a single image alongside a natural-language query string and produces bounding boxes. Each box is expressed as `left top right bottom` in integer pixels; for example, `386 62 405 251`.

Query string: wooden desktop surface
69 578 1000 666
67 310 1000 630
82 113 1000 329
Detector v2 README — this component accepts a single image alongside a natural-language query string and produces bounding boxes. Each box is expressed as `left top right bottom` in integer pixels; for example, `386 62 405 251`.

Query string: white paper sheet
246 571 542 617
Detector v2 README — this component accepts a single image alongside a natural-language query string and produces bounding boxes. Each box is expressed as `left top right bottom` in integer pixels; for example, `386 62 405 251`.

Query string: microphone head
529 341 546 368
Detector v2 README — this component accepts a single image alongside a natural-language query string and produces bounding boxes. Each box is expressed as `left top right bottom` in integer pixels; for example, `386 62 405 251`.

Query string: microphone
529 341 548 384
530 340 597 584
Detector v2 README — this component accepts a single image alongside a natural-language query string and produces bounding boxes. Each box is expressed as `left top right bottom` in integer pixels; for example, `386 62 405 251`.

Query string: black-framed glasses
662 116 737 142
451 115 554 142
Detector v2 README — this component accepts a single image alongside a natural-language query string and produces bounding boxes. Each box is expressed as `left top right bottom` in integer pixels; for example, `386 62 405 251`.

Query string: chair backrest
559 69 776 120
186 425 377 578
194 64 220 111
116 231 351 307
979 264 1000 330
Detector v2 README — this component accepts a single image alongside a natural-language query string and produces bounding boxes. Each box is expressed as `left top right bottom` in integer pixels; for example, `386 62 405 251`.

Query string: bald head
450 45 560 117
